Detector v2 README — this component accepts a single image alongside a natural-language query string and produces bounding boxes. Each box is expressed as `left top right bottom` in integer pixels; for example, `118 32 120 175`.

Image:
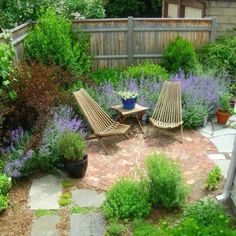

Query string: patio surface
82 125 216 200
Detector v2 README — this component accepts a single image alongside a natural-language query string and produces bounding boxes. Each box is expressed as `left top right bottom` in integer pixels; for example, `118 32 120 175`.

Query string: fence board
0 18 214 70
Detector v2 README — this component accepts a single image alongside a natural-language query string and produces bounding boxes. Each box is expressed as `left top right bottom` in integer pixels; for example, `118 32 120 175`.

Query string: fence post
210 17 217 42
128 16 134 65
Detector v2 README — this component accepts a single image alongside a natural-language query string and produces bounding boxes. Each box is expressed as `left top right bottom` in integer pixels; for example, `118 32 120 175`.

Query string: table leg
135 114 145 134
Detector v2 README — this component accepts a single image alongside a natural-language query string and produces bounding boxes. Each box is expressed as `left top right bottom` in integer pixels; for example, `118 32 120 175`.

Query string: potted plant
118 90 138 110
58 130 87 178
216 92 233 124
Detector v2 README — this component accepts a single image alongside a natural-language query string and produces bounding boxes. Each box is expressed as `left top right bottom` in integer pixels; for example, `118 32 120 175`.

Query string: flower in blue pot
118 90 138 110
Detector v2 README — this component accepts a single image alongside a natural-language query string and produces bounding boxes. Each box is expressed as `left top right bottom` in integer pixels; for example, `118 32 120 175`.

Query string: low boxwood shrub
146 153 189 209
162 36 198 74
124 62 169 81
25 8 91 75
103 178 151 220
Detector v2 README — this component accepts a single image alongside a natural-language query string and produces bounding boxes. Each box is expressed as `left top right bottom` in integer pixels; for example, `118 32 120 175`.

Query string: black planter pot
63 154 88 178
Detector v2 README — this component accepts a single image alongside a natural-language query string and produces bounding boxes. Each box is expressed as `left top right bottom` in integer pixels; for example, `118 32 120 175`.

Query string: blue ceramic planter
122 97 137 110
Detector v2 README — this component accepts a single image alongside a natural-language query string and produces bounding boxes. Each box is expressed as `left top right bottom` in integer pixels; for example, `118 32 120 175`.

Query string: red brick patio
81 125 217 201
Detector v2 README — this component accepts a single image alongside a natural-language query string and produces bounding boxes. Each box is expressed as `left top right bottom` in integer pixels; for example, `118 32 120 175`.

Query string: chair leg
180 125 183 143
98 137 109 155
124 133 129 139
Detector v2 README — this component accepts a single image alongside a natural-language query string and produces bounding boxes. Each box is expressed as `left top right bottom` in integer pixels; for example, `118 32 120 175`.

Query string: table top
110 103 148 116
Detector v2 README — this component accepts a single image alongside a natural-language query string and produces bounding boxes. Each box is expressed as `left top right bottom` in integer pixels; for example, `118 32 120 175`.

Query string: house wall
204 0 236 36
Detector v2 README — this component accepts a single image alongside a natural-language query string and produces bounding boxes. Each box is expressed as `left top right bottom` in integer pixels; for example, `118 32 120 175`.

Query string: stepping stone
210 134 235 153
70 212 105 236
71 189 105 208
211 159 231 179
29 175 62 210
207 153 226 160
212 128 236 138
31 215 59 236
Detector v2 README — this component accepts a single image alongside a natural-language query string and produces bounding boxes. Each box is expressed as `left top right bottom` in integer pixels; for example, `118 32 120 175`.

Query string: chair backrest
151 81 182 124
73 88 113 134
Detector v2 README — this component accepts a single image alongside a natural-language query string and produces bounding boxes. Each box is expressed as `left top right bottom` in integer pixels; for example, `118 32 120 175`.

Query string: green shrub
146 153 189 209
91 68 122 85
199 36 236 77
162 36 198 74
103 178 151 220
106 221 126 236
124 62 169 81
205 166 222 191
0 174 11 195
219 92 233 113
25 8 91 75
184 198 229 227
0 194 8 213
183 103 208 128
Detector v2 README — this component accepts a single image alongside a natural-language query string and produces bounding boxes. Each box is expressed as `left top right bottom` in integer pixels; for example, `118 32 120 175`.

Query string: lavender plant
37 105 85 171
1 127 34 178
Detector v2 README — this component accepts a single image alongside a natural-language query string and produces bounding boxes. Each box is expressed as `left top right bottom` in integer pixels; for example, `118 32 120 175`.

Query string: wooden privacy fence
0 17 217 70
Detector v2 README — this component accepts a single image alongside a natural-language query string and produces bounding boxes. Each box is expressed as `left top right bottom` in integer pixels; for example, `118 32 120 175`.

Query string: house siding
204 0 236 36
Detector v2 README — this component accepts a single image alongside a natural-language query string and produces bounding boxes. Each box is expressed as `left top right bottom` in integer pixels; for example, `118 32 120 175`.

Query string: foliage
25 9 91 75
0 174 11 195
172 71 229 127
103 178 151 220
1 127 35 178
105 0 145 17
117 90 138 100
57 130 86 161
162 36 198 74
219 92 233 113
0 0 54 29
37 106 85 171
106 221 126 236
35 209 57 218
59 0 105 19
205 166 222 191
71 206 97 214
62 179 75 188
133 200 236 236
0 38 16 100
58 192 72 206
11 63 76 130
184 198 228 227
0 194 8 213
124 62 169 81
199 36 236 77
146 153 189 209
91 68 122 85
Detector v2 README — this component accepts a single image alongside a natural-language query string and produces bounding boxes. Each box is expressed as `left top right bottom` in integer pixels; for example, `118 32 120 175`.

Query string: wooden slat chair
149 81 183 142
74 88 130 154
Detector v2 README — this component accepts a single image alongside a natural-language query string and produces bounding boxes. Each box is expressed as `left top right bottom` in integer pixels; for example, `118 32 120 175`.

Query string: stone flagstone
71 189 105 208
29 175 62 210
210 134 235 153
31 215 60 236
207 153 226 160
70 212 105 236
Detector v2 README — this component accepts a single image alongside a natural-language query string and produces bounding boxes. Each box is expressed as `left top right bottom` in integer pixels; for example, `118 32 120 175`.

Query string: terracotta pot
216 108 231 125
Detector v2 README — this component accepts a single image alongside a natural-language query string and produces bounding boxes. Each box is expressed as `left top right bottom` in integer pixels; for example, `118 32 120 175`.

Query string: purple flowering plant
37 105 85 170
1 127 34 178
